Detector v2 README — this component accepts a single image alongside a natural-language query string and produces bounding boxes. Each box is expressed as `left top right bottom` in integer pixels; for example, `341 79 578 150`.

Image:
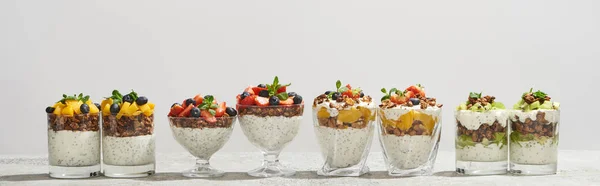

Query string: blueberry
240 92 251 100
269 96 280 105
324 91 333 95
331 92 341 100
110 103 120 114
190 107 201 118
172 103 181 108
225 107 237 116
287 92 297 97
136 96 148 105
123 94 134 103
185 98 196 106
258 90 270 98
204 95 213 99
94 103 101 110
293 95 303 104
257 84 267 88
360 91 365 98
410 98 420 105
45 106 55 114
80 104 90 114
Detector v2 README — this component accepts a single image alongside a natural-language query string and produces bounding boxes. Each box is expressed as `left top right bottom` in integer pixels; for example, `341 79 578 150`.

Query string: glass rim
235 103 304 108
168 116 237 120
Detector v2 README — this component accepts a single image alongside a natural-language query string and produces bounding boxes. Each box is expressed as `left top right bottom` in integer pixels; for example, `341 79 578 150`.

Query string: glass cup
509 110 560 175
377 107 442 176
169 116 236 177
102 114 156 177
312 106 376 176
47 113 101 178
455 110 508 175
237 104 304 177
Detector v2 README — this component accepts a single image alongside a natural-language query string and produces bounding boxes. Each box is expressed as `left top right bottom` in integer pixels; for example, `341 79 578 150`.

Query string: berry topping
269 96 280 105
240 92 251 100
380 84 442 109
258 90 270 98
293 95 303 104
287 92 297 97
257 84 267 88
136 96 148 105
123 94 134 103
110 103 120 114
324 91 333 95
225 107 237 116
237 76 298 106
331 92 341 100
80 104 90 114
409 98 420 105
185 98 196 107
46 106 55 114
94 103 101 110
190 107 201 118
255 96 269 106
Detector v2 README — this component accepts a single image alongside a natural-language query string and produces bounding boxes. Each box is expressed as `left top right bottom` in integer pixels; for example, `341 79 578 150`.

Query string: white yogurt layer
170 126 233 160
380 135 434 169
510 139 558 165
47 130 100 166
380 105 442 121
315 100 376 117
315 126 373 168
239 115 301 152
103 135 155 166
456 143 507 162
511 110 560 124
455 110 509 130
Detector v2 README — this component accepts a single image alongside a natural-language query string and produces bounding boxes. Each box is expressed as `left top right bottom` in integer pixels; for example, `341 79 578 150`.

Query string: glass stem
263 153 280 167
196 159 210 169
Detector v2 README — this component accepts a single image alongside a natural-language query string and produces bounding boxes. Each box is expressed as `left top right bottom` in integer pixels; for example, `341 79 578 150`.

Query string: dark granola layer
511 112 556 137
102 115 154 137
457 121 506 142
238 105 303 117
47 114 100 132
317 116 369 129
383 120 431 136
169 117 234 129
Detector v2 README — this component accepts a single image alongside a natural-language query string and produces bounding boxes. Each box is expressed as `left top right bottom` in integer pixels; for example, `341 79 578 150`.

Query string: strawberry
193 94 204 105
277 86 287 93
244 86 256 95
406 85 425 98
201 110 217 123
236 94 242 103
279 97 294 105
215 102 226 117
391 93 408 104
240 95 256 105
346 84 352 90
178 104 195 117
255 96 269 106
405 91 416 99
169 104 185 116
252 87 267 95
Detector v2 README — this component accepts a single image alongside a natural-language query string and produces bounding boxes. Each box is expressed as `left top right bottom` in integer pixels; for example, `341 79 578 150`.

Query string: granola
103 115 154 137
47 113 100 132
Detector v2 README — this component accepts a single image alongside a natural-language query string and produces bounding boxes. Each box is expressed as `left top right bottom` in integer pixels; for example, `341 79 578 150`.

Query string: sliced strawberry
405 91 416 99
342 90 354 98
279 97 294 105
406 85 425 98
252 87 267 95
236 94 242 104
215 102 226 117
346 84 352 90
240 95 256 105
178 104 195 117
244 86 256 95
169 104 185 116
193 94 204 105
255 96 269 106
201 110 217 123
277 86 286 93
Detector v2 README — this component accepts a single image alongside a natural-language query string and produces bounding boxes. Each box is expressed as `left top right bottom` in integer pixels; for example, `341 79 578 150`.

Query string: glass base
510 162 557 175
49 164 101 179
456 160 507 175
103 163 155 178
247 162 295 178
317 165 369 177
387 164 433 177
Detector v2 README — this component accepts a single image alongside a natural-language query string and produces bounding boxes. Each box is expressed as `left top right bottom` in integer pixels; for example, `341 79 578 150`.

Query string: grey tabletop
1 150 599 186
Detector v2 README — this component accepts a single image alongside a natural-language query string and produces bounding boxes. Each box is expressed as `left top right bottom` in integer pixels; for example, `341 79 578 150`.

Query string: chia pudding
377 85 443 176
509 89 560 175
45 93 102 178
312 81 376 176
169 117 235 159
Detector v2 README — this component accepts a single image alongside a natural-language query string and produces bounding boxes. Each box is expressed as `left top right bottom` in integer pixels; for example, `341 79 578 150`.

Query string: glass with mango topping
377 85 442 176
312 80 376 177
101 90 156 178
45 93 101 178
509 89 560 175
455 92 508 175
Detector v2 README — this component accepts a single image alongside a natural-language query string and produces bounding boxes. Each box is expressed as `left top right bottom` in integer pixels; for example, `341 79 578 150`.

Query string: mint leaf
210 104 218 109
338 87 349 93
273 76 279 86
336 80 342 89
469 92 482 99
381 88 387 94
209 109 216 116
390 88 398 96
533 90 547 99
276 92 289 100
381 95 390 101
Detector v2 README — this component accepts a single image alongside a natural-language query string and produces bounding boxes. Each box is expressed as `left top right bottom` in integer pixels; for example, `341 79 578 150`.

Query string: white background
0 0 598 155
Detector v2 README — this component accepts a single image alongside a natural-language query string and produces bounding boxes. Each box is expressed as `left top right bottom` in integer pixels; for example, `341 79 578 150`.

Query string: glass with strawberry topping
509 89 560 175
168 94 237 178
236 76 304 177
312 80 376 177
377 84 443 176
101 90 156 177
45 93 101 178
455 92 508 175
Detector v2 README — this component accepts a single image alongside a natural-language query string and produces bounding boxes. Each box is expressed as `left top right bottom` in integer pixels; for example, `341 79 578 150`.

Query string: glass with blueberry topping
236 76 304 177
168 94 237 177
46 93 101 178
101 90 156 178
